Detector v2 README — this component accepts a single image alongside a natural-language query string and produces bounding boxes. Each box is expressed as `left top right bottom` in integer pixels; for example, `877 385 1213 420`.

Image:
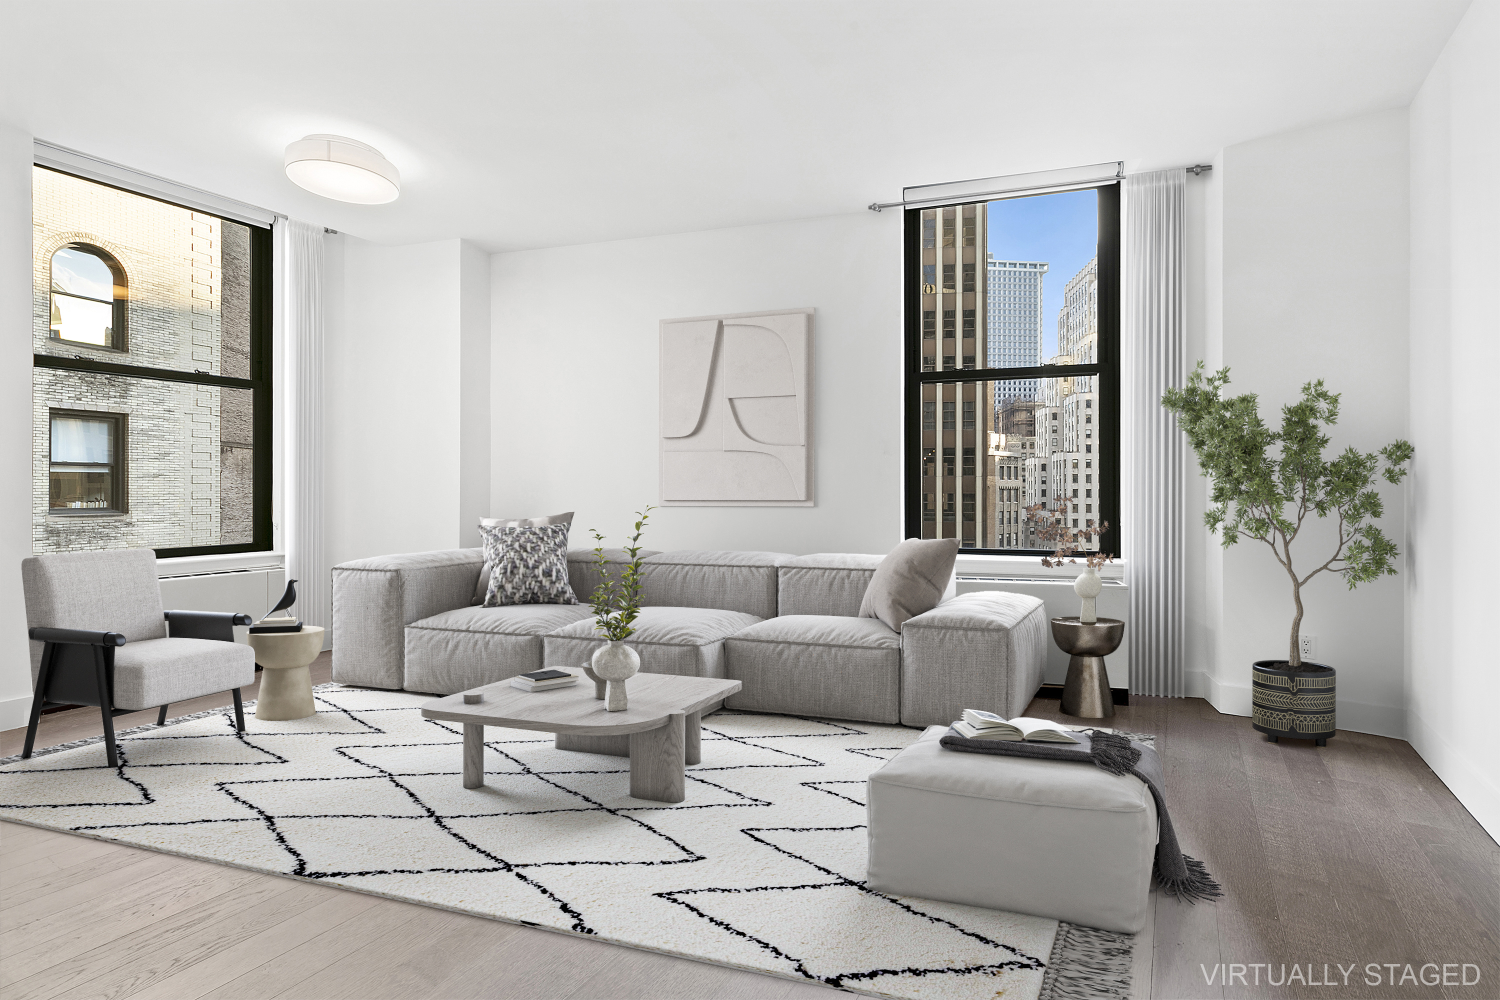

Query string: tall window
905 185 1119 553
32 166 271 557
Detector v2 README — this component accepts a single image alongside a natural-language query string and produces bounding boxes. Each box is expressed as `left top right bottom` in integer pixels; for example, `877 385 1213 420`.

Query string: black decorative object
268 579 297 617
250 580 302 634
1251 660 1336 746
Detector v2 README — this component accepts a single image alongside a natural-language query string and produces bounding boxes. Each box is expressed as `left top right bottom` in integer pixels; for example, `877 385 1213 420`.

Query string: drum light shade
284 134 400 204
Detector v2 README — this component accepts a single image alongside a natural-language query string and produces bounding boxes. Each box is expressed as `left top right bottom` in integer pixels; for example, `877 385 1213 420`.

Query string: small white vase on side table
1074 564 1103 623
246 626 324 720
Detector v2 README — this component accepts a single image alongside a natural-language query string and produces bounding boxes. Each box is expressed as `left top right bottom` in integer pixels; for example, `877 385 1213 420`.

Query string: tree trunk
1289 580 1303 668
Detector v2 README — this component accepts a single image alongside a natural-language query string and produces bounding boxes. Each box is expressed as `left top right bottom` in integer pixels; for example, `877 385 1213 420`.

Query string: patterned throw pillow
480 523 578 607
471 512 574 604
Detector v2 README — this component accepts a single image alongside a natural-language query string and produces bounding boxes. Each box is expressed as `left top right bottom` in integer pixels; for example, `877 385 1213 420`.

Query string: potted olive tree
1161 364 1413 746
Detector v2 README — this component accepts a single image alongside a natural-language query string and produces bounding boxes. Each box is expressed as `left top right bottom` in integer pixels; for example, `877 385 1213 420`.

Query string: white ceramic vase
1074 564 1102 623
590 640 640 712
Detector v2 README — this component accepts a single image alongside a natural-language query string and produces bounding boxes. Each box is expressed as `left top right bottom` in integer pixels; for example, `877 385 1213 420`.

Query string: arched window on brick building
50 243 127 350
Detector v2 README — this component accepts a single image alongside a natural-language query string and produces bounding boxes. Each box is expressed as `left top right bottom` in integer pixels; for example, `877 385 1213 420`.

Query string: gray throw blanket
939 728 1222 902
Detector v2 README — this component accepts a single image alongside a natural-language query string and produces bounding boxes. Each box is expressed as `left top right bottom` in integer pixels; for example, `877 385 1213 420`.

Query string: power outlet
1299 634 1317 662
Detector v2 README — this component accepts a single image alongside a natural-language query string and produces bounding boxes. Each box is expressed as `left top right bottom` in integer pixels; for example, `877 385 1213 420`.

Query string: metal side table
1050 617 1125 719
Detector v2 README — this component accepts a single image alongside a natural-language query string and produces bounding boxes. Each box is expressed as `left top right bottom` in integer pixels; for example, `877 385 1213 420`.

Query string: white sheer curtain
1123 170 1186 697
276 219 327 634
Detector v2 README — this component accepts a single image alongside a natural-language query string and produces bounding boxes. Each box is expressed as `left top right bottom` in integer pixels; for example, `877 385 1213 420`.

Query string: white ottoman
866 726 1158 933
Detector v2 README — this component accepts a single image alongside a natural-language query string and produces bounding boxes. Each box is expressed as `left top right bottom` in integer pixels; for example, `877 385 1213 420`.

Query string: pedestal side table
1050 617 1124 719
246 626 324 720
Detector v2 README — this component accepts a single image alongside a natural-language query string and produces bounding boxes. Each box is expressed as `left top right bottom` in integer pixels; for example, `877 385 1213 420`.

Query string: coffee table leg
684 711 701 766
463 723 485 789
629 713 685 803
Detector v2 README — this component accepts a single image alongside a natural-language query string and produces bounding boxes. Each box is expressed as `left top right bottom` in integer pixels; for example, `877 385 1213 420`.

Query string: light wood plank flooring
3 654 1495 999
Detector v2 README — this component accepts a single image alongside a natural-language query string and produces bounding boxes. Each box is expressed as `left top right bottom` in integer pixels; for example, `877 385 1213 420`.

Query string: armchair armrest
898 592 1050 726
28 627 127 646
165 610 253 642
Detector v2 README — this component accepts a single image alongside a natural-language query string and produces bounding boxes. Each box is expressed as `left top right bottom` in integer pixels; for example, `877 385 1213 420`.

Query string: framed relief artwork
659 308 813 506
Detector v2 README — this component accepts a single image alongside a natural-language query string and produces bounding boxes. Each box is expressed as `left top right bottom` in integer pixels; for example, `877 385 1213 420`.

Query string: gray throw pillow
479 523 578 607
858 538 960 632
473 512 574 604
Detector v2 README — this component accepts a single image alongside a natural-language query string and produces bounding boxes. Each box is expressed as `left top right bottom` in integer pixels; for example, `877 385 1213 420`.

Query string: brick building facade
31 167 253 553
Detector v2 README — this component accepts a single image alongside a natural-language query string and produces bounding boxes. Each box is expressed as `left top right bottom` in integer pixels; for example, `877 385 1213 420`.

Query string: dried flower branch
1024 497 1113 569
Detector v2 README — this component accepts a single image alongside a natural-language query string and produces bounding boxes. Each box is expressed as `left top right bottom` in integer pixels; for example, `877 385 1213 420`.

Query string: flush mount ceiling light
284 134 400 204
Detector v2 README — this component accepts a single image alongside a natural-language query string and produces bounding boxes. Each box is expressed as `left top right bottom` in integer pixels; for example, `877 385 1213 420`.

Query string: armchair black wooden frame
23 610 253 768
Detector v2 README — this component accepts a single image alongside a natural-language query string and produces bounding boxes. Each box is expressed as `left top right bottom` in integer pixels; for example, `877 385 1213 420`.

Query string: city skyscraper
1022 255 1102 551
985 256 1047 403
916 203 998 548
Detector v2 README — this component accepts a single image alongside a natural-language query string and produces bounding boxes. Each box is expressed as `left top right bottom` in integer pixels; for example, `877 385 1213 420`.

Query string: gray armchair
21 548 256 767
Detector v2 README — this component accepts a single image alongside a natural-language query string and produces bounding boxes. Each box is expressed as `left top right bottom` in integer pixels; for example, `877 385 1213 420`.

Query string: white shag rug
0 686 1132 1000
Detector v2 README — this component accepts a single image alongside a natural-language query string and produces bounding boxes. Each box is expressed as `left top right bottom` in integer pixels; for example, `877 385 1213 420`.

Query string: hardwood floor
3 657 1495 999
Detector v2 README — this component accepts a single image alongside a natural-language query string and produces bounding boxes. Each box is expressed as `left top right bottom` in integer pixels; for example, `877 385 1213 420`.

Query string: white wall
0 124 35 730
324 236 491 575
458 242 491 549
1407 0 1500 838
1193 109 1413 738
490 212 902 554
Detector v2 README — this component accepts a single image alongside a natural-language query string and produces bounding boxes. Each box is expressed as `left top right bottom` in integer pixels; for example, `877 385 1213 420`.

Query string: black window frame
48 408 127 514
904 183 1120 557
33 165 273 559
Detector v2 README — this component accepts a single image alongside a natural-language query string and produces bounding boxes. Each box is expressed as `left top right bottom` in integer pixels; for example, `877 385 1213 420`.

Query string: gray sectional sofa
330 547 1049 728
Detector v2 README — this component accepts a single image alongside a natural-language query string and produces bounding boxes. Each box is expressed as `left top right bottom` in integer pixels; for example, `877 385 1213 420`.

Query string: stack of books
249 615 302 634
510 668 578 692
950 708 1081 743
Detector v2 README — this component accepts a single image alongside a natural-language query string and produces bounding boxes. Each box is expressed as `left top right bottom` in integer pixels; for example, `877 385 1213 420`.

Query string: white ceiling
0 1 1468 253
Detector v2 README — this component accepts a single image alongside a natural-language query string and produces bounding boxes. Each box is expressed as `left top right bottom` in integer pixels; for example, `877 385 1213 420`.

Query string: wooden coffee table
420 673 742 803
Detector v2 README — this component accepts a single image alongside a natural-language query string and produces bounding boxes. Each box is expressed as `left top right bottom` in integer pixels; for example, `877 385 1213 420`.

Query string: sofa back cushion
776 553 883 617
566 548 661 608
639 550 790 619
859 538 961 631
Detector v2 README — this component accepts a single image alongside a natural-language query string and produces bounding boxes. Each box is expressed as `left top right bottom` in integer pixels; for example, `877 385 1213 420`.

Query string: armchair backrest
22 549 167 680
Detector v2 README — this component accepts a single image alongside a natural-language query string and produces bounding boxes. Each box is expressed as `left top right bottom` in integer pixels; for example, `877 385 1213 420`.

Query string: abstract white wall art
660 308 813 506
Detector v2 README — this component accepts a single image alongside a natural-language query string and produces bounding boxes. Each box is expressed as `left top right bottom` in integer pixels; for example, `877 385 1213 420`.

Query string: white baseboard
0 694 32 734
1201 675 1405 739
1407 709 1500 843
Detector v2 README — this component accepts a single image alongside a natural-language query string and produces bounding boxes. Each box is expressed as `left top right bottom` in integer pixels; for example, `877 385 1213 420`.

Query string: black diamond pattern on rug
0 686 1109 1000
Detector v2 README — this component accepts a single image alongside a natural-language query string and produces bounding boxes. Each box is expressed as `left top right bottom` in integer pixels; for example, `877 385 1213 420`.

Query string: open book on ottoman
950 709 1081 743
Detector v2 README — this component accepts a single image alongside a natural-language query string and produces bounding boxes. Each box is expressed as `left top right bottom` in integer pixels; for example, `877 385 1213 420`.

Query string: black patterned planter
1251 660 1336 746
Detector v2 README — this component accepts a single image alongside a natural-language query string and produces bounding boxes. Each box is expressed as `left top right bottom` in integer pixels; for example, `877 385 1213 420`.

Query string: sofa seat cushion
404 604 594 694
724 615 900 724
865 725 1157 934
543 606 761 678
639 550 791 619
112 638 256 711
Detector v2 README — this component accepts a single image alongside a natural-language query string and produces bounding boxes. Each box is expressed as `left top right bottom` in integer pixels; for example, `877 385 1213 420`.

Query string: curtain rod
869 161 1212 212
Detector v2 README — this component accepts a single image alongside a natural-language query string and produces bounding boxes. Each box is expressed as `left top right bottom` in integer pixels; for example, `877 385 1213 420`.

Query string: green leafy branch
588 506 655 642
1161 363 1413 666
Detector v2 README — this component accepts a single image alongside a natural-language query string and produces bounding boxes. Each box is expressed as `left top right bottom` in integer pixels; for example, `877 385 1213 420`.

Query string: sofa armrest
331 549 484 689
898 592 1049 726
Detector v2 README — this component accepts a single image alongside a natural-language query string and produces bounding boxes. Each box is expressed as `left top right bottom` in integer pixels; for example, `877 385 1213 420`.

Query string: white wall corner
0 123 35 728
1407 707 1500 842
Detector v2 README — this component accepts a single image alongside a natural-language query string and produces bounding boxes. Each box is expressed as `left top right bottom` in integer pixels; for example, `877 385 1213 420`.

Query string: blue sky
986 189 1097 359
